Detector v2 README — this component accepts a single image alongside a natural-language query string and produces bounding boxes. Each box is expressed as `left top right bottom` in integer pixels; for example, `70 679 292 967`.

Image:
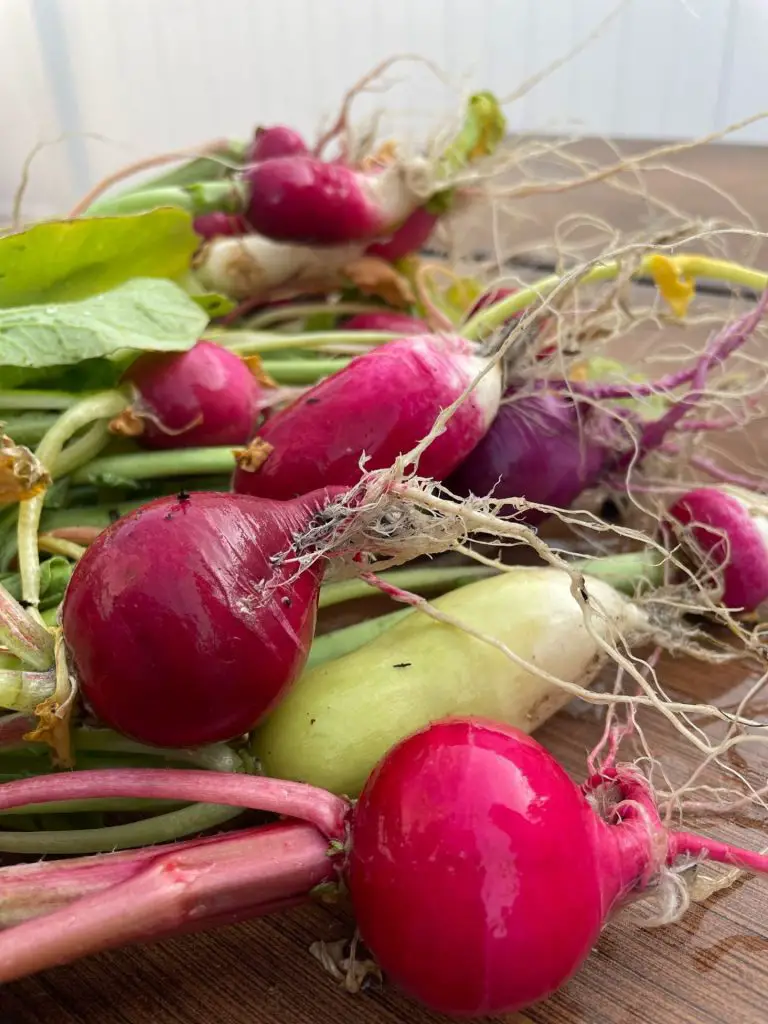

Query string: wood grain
3 138 768 1024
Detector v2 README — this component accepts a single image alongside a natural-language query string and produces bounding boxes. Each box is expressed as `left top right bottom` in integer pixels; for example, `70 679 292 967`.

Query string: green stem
71 447 235 485
319 564 496 608
54 421 114 478
0 797 187 816
0 803 243 855
86 180 247 218
110 141 246 196
210 329 398 355
462 252 768 341
0 391 81 412
0 415 59 446
0 585 54 670
263 358 351 384
0 668 54 712
17 390 127 611
68 729 247 774
573 549 666 595
308 610 410 668
246 302 384 330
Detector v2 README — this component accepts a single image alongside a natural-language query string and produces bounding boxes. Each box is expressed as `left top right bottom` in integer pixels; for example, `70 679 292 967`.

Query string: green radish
255 566 652 796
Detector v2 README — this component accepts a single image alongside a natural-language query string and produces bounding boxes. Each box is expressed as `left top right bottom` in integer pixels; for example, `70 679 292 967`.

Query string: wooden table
3 138 768 1024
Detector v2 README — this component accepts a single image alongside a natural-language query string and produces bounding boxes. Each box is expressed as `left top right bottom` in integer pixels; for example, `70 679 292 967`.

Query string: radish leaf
0 209 199 307
0 279 207 388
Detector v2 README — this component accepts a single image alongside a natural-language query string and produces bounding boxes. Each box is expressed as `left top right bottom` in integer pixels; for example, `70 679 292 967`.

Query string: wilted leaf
0 208 199 307
0 434 50 504
342 257 414 308
0 278 208 388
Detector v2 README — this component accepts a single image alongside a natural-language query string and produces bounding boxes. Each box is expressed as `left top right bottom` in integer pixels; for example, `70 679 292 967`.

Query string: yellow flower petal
647 253 695 318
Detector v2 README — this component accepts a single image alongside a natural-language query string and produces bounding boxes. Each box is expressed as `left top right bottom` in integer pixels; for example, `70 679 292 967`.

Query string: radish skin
668 485 768 613
247 125 308 163
244 157 428 245
255 566 650 796
233 333 502 500
365 206 439 261
341 312 428 334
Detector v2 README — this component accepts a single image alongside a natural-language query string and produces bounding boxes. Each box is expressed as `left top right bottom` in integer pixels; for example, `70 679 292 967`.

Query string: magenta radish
365 206 439 261
667 486 768 613
61 487 341 747
1 719 767 1013
341 311 428 334
243 156 426 245
112 340 266 449
232 332 502 501
247 125 308 164
193 212 250 239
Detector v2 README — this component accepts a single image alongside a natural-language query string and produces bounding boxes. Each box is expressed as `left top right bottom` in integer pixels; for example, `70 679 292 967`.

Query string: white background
3 0 768 218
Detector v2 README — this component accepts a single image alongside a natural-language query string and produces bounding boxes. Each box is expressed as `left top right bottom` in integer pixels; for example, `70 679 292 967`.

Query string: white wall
4 0 768 219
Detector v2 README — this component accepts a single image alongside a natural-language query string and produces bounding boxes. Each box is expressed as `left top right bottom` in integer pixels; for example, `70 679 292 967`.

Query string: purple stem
0 821 335 984
0 769 350 840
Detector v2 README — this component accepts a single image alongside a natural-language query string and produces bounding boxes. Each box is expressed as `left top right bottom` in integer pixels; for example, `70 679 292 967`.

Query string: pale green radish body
255 566 651 796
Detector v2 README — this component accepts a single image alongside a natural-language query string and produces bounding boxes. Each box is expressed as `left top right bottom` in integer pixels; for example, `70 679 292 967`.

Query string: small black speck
281 595 292 607
176 489 190 502
18 599 32 609
108 508 121 524
310 718 316 726
393 662 412 669
305 397 320 405
579 584 589 603
164 512 173 521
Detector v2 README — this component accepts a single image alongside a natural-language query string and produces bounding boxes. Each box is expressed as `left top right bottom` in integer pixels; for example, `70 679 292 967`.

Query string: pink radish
247 125 308 164
341 311 428 334
0 718 767 1014
243 156 426 245
61 487 341 747
232 333 502 501
667 486 768 613
365 206 439 261
113 340 266 449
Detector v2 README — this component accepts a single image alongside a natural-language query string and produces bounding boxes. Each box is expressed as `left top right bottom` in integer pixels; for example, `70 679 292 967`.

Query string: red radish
1 719 768 1011
114 340 265 449
247 125 308 164
341 311 428 334
365 206 439 261
243 156 425 245
61 488 341 747
232 333 502 501
667 486 768 613
193 212 250 240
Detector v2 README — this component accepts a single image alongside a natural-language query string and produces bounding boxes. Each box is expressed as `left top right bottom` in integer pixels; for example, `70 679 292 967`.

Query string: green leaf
437 91 507 180
0 209 200 307
0 278 208 388
192 292 236 318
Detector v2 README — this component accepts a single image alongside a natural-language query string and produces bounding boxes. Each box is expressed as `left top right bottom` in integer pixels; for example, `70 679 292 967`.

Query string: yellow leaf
647 253 695 318
0 434 50 504
342 257 415 308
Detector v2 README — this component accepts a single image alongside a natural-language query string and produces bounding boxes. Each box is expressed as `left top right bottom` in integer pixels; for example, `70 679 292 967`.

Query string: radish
255 566 651 796
365 206 439 262
447 392 615 526
60 487 341 747
111 340 266 449
247 125 308 163
193 212 250 240
243 155 428 246
341 311 428 334
667 485 768 614
0 718 767 1014
232 333 502 501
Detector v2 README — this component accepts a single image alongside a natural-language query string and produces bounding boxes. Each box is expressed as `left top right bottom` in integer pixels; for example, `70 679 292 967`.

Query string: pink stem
668 832 768 875
688 452 767 492
0 821 335 984
0 769 350 841
673 415 748 433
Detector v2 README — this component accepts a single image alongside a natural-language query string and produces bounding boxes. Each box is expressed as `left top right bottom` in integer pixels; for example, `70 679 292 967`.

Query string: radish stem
246 302 385 329
669 832 768 874
17 391 127 612
0 584 54 670
570 550 666 595
462 253 768 341
0 769 349 839
262 358 351 384
0 391 81 412
0 416 59 446
308 610 411 668
211 329 398 355
70 447 236 485
319 564 497 608
0 668 55 712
